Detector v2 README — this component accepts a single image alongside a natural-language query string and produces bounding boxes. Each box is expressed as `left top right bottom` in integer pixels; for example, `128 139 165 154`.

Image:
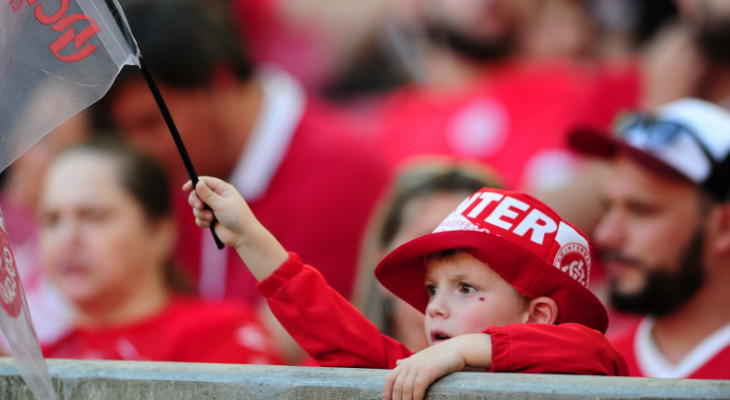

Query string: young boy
184 178 627 400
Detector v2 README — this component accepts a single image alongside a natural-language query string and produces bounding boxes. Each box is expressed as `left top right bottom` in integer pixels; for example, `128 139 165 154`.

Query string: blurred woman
39 138 282 364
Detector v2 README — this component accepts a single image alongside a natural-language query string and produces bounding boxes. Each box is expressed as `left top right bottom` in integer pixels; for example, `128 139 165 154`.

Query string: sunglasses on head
614 113 718 169
615 112 730 201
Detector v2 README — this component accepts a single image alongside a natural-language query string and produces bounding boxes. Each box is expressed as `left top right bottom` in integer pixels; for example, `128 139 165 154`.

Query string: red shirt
370 60 640 191
257 252 627 375
611 318 730 379
174 71 390 305
42 297 283 364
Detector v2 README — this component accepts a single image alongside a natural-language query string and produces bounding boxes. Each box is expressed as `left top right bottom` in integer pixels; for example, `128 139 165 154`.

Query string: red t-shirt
611 318 730 379
370 60 640 191
257 252 627 375
42 297 283 364
174 97 390 305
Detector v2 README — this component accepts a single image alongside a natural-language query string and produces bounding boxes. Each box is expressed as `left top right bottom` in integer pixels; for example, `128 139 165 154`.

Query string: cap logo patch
553 221 591 287
554 243 590 287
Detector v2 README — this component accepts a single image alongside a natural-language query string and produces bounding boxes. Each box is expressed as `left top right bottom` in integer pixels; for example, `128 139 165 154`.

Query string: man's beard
605 231 705 316
424 22 513 62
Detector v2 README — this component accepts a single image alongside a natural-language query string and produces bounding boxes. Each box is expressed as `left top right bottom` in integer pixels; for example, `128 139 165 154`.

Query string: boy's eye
425 284 436 297
459 283 476 294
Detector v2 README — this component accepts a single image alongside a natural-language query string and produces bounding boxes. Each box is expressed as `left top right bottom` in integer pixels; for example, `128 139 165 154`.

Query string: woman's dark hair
60 137 171 220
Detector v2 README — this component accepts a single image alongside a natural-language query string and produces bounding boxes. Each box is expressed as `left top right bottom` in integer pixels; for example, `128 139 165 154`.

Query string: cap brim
375 230 608 333
569 127 690 183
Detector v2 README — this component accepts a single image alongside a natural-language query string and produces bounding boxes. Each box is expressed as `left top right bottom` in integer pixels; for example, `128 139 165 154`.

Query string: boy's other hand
183 177 289 281
382 334 492 400
183 177 251 248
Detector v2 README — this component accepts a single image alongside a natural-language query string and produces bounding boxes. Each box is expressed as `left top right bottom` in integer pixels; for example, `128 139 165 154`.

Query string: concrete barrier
0 358 728 399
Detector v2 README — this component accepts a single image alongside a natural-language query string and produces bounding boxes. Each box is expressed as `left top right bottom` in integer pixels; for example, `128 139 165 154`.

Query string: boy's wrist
460 333 492 369
235 223 289 281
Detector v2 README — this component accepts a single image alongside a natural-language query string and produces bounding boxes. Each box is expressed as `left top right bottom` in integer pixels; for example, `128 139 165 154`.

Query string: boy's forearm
460 333 492 369
234 223 289 281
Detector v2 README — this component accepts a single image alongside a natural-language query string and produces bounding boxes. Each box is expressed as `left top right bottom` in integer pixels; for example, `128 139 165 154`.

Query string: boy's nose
425 292 449 319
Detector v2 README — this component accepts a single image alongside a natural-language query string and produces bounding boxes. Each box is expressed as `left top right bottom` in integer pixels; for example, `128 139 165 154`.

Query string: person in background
640 0 730 109
0 113 91 347
569 98 730 378
102 0 389 363
353 157 503 352
363 0 639 233
40 139 282 364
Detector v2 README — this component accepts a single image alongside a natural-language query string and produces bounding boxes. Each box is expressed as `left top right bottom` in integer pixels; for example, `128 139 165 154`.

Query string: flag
0 206 56 399
0 0 139 172
1 1 140 398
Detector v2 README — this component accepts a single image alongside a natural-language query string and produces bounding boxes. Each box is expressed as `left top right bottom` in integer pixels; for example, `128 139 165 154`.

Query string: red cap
375 187 608 333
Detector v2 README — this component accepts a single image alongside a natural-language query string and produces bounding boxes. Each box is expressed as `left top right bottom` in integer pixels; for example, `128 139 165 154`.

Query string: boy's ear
525 296 559 324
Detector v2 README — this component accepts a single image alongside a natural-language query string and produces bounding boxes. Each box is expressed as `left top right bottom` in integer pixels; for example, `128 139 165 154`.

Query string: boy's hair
375 187 608 333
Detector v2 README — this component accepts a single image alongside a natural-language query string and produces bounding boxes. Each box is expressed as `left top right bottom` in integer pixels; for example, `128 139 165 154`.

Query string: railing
0 358 728 399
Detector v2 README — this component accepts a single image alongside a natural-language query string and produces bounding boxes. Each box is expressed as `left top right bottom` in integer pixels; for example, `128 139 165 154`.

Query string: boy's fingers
195 217 211 228
402 368 419 400
182 180 193 192
188 190 203 210
192 208 213 221
198 176 230 196
383 368 401 400
412 372 429 400
392 368 412 400
195 180 221 209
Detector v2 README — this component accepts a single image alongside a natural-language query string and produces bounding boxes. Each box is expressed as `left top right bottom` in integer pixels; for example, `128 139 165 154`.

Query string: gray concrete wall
0 358 728 399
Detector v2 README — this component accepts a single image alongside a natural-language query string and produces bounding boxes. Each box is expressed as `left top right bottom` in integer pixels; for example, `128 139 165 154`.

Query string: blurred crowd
1 0 729 379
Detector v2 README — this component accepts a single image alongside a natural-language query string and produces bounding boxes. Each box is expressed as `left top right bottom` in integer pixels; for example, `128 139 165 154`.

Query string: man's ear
525 296 559 324
708 203 730 257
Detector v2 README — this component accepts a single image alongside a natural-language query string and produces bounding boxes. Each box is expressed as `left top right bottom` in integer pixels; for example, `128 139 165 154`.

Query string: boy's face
423 251 529 345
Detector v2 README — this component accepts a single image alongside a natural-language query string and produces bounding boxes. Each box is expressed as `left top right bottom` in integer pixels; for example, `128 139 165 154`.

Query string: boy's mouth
431 331 452 343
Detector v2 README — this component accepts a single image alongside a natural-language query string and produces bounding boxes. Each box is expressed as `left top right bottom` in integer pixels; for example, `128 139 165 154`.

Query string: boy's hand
183 177 288 281
184 177 253 248
382 334 491 400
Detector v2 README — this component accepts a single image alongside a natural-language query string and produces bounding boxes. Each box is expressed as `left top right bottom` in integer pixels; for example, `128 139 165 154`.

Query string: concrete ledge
0 358 728 399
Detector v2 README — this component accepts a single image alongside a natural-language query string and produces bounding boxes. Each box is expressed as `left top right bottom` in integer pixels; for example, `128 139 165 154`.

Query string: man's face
594 156 707 315
108 78 219 182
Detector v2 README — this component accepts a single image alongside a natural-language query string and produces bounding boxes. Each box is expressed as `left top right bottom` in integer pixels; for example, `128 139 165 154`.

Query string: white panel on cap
627 131 711 183
660 99 730 162
433 212 485 233
554 221 589 249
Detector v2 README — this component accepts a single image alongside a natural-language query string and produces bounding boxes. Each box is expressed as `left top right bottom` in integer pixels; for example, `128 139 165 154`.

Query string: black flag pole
104 0 224 249
137 58 225 249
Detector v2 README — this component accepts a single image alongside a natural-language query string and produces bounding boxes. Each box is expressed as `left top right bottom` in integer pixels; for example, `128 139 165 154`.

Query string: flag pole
103 0 223 249
136 57 224 250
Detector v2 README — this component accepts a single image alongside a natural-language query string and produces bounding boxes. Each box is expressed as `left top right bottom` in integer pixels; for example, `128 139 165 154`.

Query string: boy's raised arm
183 177 289 281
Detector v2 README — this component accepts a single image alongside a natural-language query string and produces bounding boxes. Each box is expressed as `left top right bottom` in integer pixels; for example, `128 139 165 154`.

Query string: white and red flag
1 0 139 171
1 0 139 398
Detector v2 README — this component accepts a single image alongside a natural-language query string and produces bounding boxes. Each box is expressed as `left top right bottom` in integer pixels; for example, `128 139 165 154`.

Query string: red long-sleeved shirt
257 253 627 375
